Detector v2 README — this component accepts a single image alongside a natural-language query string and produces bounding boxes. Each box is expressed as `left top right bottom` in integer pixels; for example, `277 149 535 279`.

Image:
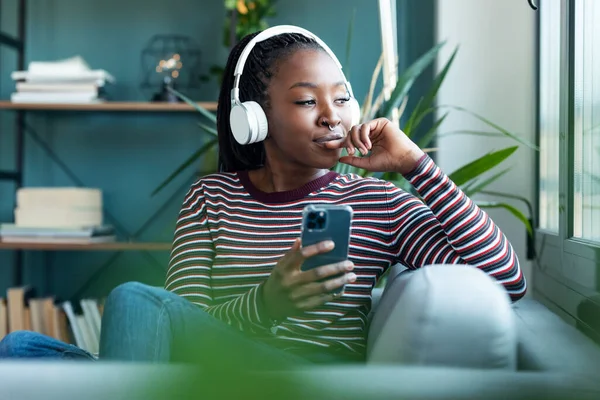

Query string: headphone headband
230 25 353 107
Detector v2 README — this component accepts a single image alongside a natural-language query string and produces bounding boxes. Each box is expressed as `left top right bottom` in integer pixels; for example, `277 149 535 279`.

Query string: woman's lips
314 133 344 143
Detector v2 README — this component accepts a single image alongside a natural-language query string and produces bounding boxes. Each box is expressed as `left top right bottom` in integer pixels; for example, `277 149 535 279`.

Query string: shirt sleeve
387 154 527 301
164 180 270 332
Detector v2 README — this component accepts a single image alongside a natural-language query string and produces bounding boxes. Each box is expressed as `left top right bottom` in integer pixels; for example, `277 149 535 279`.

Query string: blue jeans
0 282 356 367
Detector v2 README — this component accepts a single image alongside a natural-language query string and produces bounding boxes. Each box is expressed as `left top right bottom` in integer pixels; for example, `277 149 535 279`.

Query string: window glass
538 1 561 232
573 0 600 242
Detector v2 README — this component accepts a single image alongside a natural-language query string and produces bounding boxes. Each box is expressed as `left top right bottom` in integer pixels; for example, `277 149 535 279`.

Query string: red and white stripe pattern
165 155 526 356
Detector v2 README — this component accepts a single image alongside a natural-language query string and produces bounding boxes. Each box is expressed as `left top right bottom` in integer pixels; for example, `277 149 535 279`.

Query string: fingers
281 239 334 271
338 154 371 170
290 271 357 301
296 260 355 285
290 238 301 251
346 123 373 156
300 240 335 259
359 123 372 151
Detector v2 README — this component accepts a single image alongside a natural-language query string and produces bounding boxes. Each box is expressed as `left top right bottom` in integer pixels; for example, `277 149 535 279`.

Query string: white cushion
367 264 517 369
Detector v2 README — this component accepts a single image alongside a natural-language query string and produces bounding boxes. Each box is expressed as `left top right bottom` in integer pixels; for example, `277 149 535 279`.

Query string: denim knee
0 330 95 360
0 331 36 357
105 281 165 308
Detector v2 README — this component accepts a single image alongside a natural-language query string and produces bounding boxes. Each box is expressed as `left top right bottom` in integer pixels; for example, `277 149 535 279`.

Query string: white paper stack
10 56 115 104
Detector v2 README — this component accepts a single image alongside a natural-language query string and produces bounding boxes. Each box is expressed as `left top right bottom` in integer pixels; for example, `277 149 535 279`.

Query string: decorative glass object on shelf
140 34 202 102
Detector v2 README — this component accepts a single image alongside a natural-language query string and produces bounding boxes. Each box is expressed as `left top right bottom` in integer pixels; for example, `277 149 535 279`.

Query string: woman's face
264 48 354 170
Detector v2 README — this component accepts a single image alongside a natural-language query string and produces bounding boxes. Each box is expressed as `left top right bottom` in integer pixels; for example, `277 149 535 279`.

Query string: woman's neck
248 162 329 193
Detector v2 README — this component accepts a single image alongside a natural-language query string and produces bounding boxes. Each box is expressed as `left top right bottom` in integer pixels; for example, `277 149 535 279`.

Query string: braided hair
217 31 322 172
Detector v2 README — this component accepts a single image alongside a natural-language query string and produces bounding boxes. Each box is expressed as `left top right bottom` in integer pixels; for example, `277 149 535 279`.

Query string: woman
0 27 525 365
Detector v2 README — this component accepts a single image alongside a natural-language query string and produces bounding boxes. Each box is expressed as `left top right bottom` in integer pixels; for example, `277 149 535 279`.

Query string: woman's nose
318 109 342 129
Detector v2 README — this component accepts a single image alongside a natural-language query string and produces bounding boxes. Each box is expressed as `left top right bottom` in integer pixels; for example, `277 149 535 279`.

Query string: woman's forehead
272 49 345 85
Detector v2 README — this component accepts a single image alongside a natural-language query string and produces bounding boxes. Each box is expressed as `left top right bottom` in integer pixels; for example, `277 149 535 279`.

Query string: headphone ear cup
244 101 269 143
230 101 268 145
230 103 253 145
349 97 361 126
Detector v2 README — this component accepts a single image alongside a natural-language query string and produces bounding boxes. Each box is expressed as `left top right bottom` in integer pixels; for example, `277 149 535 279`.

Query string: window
536 0 600 343
538 1 561 233
572 0 600 242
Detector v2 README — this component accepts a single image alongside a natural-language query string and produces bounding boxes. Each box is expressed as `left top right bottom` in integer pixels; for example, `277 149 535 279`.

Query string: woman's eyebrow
288 81 346 90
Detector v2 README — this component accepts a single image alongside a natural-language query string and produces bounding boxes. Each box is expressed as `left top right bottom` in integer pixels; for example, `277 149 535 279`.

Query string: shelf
0 101 218 112
0 241 172 251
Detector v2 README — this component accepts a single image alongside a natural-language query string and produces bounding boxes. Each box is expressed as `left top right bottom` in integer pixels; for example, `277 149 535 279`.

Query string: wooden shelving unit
0 0 218 292
0 100 218 112
0 241 171 251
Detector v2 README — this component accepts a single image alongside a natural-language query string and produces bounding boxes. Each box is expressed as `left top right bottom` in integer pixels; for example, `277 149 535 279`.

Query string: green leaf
478 190 534 220
403 100 434 138
476 201 533 236
167 87 217 124
416 112 448 148
377 41 445 120
463 168 511 197
448 146 518 187
438 130 506 138
151 138 218 196
443 105 539 150
405 46 458 134
198 122 218 136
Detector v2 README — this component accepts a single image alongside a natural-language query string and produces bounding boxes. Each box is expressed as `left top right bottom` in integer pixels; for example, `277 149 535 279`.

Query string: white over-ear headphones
229 25 362 145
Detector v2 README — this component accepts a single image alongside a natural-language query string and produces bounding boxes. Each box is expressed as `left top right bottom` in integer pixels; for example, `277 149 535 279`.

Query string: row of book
10 55 114 104
1 287 103 355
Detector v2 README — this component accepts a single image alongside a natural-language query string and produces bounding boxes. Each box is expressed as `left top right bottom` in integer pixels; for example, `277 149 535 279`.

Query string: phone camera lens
307 221 316 230
308 212 317 221
316 217 325 229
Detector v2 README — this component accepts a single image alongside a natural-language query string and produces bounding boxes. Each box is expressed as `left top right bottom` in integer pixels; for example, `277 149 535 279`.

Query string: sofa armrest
367 264 516 369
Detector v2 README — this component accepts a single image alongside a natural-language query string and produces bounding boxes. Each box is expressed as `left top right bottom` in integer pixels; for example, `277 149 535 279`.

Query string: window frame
535 0 600 342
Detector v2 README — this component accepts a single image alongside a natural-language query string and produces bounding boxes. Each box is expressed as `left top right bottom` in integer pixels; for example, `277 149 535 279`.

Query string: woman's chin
315 153 342 170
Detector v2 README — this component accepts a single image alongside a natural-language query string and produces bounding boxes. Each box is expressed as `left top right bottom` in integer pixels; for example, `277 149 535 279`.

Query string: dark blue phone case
300 204 353 294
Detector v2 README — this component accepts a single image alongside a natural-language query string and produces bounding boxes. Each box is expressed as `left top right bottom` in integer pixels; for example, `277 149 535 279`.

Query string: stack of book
10 55 115 104
0 187 115 244
0 287 104 356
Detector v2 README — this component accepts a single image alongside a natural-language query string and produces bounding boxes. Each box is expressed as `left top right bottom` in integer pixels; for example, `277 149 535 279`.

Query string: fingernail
325 241 335 249
346 262 354 271
348 273 357 282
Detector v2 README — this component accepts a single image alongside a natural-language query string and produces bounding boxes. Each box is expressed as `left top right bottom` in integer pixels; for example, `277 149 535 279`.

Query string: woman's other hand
327 118 425 175
261 239 356 321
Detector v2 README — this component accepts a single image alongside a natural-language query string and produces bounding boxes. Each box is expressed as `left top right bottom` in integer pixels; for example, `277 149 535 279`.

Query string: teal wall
0 0 433 301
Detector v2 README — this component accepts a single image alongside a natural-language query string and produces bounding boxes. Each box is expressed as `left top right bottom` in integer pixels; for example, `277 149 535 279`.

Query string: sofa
0 264 599 399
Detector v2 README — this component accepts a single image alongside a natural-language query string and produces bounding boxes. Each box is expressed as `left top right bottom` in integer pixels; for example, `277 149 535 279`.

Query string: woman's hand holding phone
261 238 356 321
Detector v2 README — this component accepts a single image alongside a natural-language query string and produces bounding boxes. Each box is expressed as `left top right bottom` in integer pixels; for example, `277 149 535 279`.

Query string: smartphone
300 204 353 294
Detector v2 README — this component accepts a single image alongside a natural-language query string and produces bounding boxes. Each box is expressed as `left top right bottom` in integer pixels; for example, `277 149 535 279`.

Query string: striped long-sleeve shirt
165 154 526 357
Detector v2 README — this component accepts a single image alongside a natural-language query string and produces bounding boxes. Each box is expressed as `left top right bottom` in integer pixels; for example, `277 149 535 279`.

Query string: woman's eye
295 100 316 106
337 97 351 104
